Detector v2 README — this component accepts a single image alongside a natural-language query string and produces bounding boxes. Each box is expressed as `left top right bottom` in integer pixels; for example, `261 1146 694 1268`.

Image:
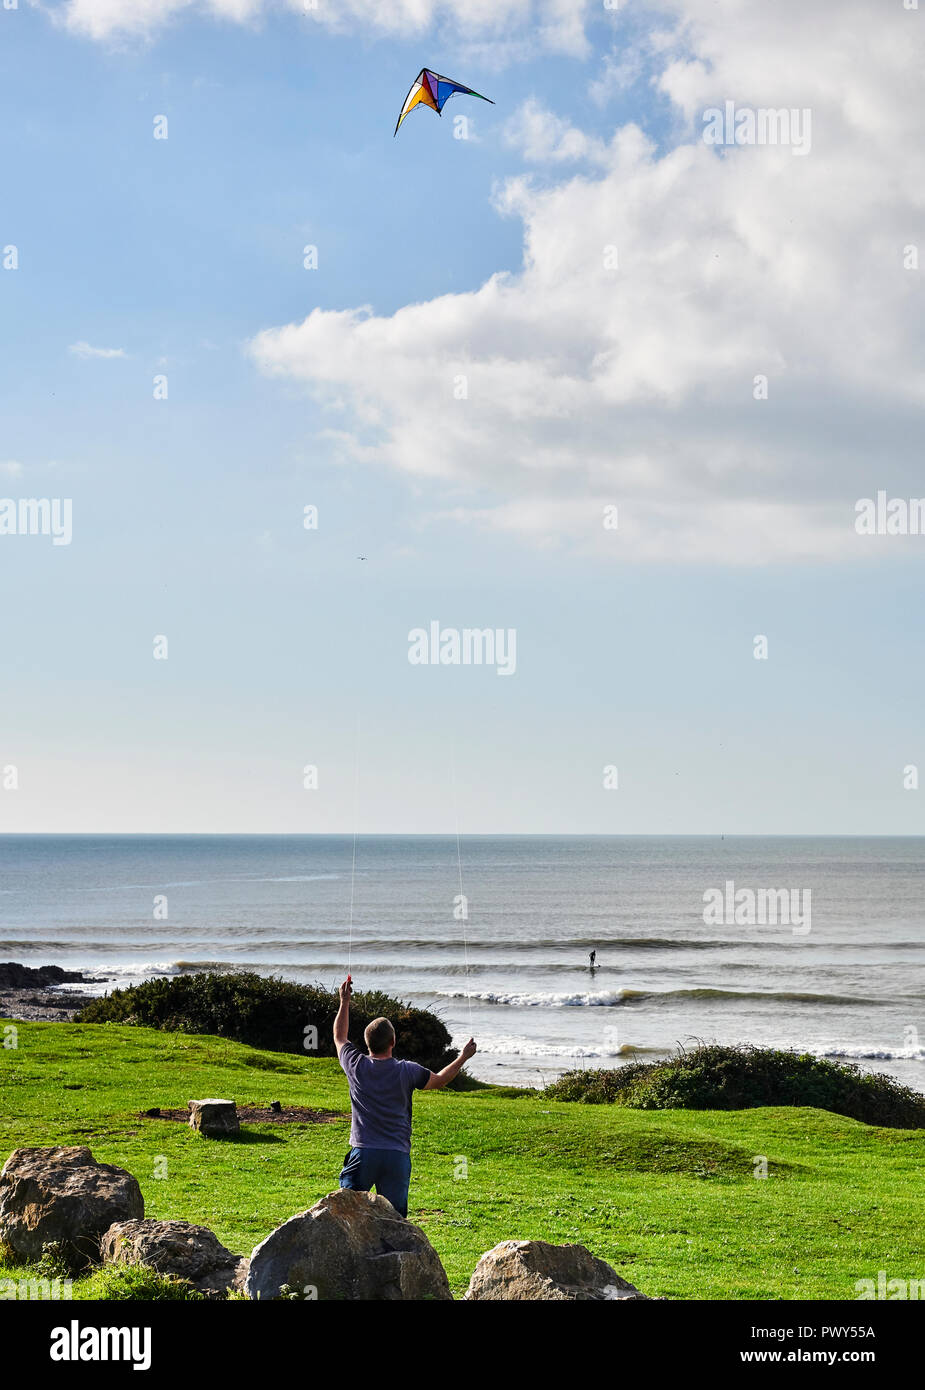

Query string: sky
0 0 923 834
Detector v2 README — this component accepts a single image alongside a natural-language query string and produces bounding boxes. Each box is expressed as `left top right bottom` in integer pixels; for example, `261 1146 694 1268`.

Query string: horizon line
0 831 923 840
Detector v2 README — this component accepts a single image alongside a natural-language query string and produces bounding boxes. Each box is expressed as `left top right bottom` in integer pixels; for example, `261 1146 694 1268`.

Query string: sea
1 834 923 1093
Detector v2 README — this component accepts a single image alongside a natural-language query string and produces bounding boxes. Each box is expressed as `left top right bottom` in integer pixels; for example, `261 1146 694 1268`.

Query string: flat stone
188 1099 239 1138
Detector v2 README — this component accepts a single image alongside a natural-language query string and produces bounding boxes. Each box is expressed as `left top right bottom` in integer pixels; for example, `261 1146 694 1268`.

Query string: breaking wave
471 1035 663 1059
820 1045 925 1061
439 986 889 1008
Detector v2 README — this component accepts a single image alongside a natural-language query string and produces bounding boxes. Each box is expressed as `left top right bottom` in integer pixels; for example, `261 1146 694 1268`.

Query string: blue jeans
339 1146 412 1218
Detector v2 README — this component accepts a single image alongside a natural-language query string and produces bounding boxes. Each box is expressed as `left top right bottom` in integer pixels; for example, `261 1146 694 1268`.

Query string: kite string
347 713 359 977
450 738 473 1034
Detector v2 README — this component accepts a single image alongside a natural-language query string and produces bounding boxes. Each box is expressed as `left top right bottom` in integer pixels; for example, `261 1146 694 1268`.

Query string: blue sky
1 0 923 833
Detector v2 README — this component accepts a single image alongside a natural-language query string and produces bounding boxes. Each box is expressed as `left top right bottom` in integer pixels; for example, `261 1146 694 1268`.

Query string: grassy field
1 1020 923 1300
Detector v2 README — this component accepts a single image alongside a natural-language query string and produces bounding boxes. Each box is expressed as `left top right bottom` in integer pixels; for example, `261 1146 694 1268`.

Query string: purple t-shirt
338 1041 432 1152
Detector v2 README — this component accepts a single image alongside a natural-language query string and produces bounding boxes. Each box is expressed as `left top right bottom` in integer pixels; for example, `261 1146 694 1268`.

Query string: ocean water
1 834 923 1093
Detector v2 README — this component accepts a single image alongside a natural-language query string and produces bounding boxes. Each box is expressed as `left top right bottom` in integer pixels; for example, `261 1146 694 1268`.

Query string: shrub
76 971 455 1071
33 1243 73 1280
543 1043 925 1129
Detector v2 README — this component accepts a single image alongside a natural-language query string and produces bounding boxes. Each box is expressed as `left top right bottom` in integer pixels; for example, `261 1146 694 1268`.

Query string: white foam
439 988 637 1008
75 961 183 982
470 1034 652 1059
820 1045 925 1061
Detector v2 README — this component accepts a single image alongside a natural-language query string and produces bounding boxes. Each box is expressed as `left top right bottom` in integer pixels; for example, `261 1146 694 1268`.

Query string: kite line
347 712 360 978
343 712 473 1046
450 738 473 1033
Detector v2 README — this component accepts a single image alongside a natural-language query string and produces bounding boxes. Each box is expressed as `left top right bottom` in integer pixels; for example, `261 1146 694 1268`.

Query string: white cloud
0 461 24 477
504 97 612 164
48 0 590 52
248 0 925 564
589 47 648 106
435 497 869 565
68 341 126 359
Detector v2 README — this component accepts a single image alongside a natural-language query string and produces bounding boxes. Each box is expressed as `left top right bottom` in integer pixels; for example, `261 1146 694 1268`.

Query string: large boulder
245 1189 452 1301
464 1239 647 1301
0 1146 144 1270
188 1099 239 1139
101 1219 248 1298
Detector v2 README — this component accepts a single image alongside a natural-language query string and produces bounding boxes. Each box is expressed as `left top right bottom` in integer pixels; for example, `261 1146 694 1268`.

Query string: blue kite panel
436 80 469 110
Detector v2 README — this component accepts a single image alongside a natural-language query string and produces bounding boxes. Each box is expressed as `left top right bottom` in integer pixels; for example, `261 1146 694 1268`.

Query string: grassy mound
76 970 454 1071
543 1043 925 1129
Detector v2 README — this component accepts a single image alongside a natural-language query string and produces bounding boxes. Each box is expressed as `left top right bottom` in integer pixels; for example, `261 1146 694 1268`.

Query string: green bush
33 1243 74 1280
545 1060 658 1106
76 971 455 1071
544 1043 925 1129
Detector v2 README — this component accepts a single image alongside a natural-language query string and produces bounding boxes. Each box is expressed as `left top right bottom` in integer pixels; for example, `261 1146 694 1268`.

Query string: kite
394 68 494 136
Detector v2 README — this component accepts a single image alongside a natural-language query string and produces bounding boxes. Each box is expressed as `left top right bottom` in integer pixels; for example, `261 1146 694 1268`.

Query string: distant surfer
589 950 596 970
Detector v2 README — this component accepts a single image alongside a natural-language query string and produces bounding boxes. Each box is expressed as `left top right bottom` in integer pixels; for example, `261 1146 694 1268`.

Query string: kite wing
394 68 493 136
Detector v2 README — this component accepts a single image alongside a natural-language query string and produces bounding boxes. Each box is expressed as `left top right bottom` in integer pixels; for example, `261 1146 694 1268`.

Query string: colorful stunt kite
394 68 493 135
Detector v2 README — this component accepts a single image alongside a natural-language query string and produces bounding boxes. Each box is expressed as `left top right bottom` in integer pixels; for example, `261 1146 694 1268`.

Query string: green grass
2 1020 923 1300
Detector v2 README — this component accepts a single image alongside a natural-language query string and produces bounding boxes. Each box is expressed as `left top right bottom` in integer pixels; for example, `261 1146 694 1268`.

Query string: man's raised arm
424 1037 477 1090
334 977 352 1050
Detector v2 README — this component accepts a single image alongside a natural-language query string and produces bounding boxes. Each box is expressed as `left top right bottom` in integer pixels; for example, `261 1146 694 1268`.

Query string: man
334 977 476 1218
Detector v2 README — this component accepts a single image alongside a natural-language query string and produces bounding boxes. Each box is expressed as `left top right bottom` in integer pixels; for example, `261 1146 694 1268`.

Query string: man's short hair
365 1017 396 1054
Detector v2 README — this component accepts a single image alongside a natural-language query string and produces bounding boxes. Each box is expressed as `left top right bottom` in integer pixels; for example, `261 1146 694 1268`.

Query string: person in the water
589 950 596 969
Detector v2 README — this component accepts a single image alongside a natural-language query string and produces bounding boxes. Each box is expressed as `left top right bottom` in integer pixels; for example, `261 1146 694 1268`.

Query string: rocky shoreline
0 962 109 1023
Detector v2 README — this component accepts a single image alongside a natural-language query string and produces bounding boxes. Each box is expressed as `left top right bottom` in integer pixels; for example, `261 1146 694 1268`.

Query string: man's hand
425 1037 478 1089
334 976 352 1048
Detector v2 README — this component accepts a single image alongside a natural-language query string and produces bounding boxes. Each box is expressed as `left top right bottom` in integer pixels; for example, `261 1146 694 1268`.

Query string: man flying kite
394 68 493 136
334 976 477 1216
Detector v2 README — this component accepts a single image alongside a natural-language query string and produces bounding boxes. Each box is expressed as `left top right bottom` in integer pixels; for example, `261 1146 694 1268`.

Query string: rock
0 964 104 1023
101 1219 248 1298
0 1146 144 1271
464 1239 648 1301
0 963 92 990
245 1189 452 1301
188 1099 239 1138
